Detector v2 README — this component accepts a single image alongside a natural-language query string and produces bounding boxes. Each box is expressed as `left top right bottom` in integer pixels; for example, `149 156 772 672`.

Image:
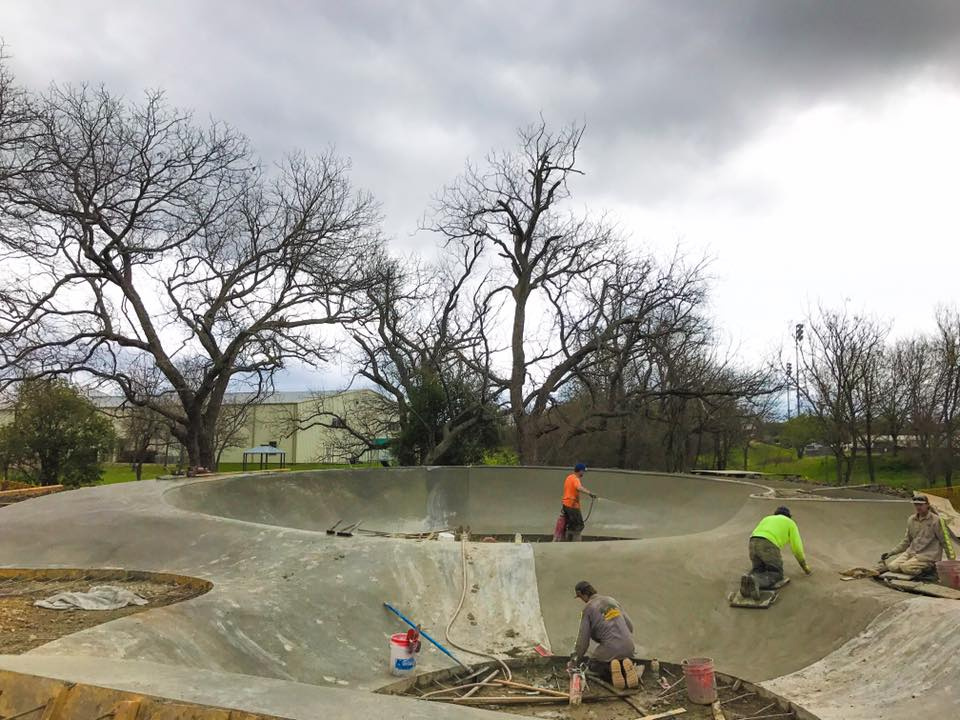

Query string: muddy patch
0 568 211 654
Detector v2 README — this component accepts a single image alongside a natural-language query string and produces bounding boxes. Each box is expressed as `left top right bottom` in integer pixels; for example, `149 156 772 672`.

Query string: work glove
802 564 812 575
589 493 597 499
880 552 890 562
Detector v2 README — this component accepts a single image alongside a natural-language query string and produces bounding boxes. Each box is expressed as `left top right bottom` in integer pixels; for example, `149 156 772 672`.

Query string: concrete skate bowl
0 467 956 719
163 468 910 679
163 465 755 538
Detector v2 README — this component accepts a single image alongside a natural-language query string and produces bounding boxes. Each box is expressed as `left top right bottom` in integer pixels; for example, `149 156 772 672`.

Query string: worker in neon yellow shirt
740 506 811 600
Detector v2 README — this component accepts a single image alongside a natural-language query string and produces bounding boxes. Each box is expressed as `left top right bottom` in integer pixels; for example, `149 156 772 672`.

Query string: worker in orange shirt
561 463 596 542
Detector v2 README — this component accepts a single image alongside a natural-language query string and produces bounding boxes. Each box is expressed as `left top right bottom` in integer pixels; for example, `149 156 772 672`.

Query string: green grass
742 442 930 490
96 460 383 485
99 463 169 484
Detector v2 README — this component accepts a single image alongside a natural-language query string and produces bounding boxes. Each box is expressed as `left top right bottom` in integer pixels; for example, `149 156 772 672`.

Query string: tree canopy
0 378 115 486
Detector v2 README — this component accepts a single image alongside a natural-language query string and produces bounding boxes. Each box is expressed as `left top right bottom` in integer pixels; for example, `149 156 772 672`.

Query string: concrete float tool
383 602 471 670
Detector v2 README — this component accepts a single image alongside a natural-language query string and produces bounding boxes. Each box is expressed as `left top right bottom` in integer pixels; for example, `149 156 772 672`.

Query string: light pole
785 362 792 419
794 323 804 415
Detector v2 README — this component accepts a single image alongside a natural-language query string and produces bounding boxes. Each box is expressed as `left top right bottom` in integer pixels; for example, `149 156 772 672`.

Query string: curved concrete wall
164 466 755 538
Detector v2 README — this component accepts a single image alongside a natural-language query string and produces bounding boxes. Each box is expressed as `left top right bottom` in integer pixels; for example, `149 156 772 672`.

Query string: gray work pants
748 536 783 589
563 506 585 542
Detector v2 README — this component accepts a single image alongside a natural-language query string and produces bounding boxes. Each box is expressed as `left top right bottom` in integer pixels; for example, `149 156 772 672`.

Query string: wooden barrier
0 485 64 506
0 669 288 720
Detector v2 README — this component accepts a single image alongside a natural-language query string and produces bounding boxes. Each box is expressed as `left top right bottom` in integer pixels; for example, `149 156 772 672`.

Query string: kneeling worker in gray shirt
569 580 639 690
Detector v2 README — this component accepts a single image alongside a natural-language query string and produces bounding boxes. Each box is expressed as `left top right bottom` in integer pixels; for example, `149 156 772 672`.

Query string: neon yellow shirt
752 514 806 566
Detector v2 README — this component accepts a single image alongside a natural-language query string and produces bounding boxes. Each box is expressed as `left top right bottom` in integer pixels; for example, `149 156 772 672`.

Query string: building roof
243 445 286 455
88 389 366 409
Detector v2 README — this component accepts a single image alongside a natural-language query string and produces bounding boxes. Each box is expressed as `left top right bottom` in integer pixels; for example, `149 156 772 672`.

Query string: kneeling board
728 577 790 609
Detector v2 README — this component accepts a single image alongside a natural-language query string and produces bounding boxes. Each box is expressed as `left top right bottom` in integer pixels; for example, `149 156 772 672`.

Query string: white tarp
34 585 148 611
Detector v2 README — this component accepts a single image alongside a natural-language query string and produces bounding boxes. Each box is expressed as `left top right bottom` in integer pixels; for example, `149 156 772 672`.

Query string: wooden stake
656 676 685 697
635 709 687 720
462 669 500 699
452 696 570 705
493 679 569 698
720 691 756 705
587 674 650 715
711 699 727 720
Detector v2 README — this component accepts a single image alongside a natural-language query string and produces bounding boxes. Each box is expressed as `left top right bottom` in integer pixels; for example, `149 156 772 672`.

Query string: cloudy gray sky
4 1 960 385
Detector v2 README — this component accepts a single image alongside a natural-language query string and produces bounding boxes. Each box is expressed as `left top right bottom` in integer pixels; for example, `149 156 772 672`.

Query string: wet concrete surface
0 467 955 719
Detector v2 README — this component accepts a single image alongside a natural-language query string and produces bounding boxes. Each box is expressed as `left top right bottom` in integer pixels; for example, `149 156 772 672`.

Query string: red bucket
682 657 717 704
936 560 960 590
389 632 416 676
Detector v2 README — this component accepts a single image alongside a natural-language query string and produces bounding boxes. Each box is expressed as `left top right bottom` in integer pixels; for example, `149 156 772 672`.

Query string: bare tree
118 405 166 481
901 336 941 483
854 321 888 483
430 121 716 464
349 248 499 465
213 395 258 469
0 85 380 469
933 307 960 485
536 250 712 466
799 307 886 484
877 341 910 456
0 49 32 185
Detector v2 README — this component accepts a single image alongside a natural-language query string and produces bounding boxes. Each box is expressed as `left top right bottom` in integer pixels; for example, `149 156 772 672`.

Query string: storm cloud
4 1 960 370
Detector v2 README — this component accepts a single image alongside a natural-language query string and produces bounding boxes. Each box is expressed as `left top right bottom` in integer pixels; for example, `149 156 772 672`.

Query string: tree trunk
945 436 955 487
175 419 218 471
515 415 538 466
37 451 60 486
135 462 143 482
834 450 844 485
616 417 629 470
743 443 749 471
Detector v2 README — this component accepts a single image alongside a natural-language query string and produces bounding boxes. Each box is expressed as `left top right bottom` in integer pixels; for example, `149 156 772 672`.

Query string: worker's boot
610 659 625 690
622 658 640 689
740 573 760 600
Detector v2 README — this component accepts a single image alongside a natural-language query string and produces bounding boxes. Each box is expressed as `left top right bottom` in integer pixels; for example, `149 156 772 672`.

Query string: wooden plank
38 687 72 720
451 696 568 705
635 709 687 720
112 699 142 720
492 679 568 698
884 578 960 600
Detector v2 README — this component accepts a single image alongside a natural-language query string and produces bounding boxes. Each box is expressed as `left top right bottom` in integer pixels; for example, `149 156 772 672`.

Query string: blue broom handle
383 602 470 669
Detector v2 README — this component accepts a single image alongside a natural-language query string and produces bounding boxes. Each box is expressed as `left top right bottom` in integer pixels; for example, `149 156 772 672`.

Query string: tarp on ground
34 585 148 611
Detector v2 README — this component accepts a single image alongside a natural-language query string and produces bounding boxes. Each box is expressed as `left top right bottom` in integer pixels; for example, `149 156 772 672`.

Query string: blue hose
383 602 471 669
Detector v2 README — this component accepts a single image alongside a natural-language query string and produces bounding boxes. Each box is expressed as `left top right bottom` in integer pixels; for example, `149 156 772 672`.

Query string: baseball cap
912 494 929 504
574 462 587 472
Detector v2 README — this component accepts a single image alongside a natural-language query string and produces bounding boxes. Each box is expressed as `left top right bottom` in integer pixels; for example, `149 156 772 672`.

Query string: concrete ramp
764 596 960 719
